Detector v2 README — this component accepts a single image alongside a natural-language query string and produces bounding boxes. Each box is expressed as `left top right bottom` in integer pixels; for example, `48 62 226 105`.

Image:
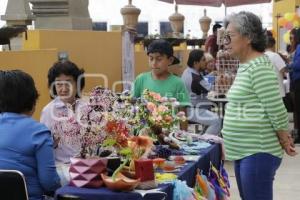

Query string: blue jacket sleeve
33 130 61 192
292 45 300 72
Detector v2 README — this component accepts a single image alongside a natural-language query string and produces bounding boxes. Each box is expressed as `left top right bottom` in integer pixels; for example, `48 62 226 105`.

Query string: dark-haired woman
40 60 86 163
0 70 60 200
222 12 297 200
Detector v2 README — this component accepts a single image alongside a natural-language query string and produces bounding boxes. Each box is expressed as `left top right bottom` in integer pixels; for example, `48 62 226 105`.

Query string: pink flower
177 111 186 118
147 102 157 112
149 92 162 101
154 115 162 122
157 105 168 113
151 110 158 117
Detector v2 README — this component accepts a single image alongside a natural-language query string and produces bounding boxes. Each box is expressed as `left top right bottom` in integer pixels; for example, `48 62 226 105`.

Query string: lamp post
120 0 140 91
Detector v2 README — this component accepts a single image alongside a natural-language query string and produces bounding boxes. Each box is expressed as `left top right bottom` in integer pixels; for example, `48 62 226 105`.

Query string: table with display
55 143 221 200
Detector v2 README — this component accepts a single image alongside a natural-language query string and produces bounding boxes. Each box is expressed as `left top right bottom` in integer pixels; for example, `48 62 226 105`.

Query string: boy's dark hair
147 39 180 65
266 35 276 48
0 70 39 113
48 60 85 98
187 49 205 68
213 23 222 33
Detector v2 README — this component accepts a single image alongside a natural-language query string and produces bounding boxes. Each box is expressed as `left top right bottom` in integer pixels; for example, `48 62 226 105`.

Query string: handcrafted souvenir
135 159 157 189
101 173 140 191
69 157 107 188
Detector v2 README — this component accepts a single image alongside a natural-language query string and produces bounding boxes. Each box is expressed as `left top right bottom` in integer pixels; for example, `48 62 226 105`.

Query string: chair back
0 170 28 200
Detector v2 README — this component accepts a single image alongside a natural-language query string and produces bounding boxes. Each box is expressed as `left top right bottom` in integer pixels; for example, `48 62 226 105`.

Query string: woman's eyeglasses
223 34 231 45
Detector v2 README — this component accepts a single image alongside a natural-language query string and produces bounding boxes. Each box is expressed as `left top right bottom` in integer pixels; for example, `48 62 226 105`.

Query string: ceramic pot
101 173 140 191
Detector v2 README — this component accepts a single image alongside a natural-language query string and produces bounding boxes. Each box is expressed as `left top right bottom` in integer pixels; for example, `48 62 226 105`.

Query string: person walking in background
40 60 86 163
181 49 221 135
265 33 287 100
287 28 300 143
205 23 222 58
204 52 217 76
288 28 300 57
265 33 294 114
0 70 61 200
222 11 297 200
203 52 218 89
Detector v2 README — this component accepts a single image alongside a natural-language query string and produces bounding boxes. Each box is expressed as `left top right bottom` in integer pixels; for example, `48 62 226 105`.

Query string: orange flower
164 115 173 123
130 136 152 148
129 136 153 159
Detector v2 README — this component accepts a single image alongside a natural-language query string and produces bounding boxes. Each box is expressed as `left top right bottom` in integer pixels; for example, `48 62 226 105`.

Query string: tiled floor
225 145 300 200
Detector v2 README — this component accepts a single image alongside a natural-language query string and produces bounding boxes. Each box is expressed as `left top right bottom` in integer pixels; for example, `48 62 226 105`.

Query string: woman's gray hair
224 11 266 52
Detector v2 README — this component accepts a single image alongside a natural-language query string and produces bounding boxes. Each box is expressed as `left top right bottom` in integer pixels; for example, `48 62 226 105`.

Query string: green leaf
102 138 116 147
119 147 132 156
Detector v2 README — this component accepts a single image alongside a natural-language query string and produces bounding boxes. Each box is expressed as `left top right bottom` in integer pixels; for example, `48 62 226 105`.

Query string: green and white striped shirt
222 55 288 161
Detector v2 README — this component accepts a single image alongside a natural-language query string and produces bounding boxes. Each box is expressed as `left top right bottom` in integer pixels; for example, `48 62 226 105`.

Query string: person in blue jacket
0 70 61 200
289 28 300 143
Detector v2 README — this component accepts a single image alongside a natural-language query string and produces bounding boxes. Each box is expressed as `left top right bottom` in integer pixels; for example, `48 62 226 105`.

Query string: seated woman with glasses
0 70 61 200
40 60 86 164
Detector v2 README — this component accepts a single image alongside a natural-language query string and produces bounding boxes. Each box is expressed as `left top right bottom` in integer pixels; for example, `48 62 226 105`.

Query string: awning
158 0 271 7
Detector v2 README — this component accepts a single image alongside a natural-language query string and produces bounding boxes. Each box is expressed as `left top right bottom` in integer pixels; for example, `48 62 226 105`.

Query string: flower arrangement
102 117 130 151
107 135 153 181
51 86 118 158
52 87 158 190
127 89 186 137
143 89 186 129
51 87 185 158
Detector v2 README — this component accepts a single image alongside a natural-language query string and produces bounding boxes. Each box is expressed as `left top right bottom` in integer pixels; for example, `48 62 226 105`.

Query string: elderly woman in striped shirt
222 11 297 200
